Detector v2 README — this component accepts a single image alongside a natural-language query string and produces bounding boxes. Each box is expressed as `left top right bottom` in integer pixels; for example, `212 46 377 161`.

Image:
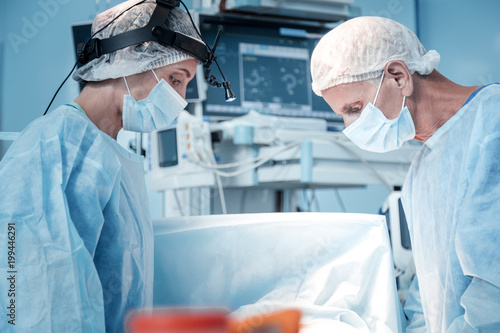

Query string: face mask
342 72 416 153
122 69 187 133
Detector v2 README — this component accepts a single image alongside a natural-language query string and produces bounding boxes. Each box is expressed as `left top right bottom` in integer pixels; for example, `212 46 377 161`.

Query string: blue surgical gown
0 104 153 332
402 84 500 332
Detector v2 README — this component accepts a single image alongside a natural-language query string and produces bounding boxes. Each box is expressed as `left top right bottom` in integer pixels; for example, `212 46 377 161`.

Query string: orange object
226 309 301 333
127 308 228 333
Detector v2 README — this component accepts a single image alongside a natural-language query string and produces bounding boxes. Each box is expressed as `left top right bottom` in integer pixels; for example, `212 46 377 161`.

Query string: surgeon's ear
384 60 414 97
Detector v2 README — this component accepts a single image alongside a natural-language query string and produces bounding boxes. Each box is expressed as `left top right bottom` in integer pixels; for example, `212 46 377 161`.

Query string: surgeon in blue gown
0 0 199 331
310 16 500 333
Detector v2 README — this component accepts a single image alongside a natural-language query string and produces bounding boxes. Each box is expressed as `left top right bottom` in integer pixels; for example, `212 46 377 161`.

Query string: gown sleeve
404 274 427 333
0 117 110 332
448 132 500 332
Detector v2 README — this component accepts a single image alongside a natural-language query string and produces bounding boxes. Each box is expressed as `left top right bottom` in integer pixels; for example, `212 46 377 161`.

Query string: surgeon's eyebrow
343 100 363 113
340 103 354 114
178 68 192 79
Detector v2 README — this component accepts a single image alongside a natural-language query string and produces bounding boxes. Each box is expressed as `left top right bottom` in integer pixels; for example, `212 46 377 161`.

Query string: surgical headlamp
79 0 236 103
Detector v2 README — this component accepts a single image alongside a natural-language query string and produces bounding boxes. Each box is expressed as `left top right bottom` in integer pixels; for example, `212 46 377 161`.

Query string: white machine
149 111 421 192
381 191 415 300
148 110 215 191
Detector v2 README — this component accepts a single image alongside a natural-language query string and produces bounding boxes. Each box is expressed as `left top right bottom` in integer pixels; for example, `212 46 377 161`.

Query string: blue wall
1 0 500 214
0 0 125 155
417 0 500 86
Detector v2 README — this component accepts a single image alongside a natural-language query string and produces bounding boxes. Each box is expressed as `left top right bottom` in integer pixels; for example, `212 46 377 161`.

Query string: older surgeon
0 0 201 331
311 16 500 332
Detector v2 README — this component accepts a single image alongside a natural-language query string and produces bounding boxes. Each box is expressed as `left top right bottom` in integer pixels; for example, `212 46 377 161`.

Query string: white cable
194 141 302 170
195 142 301 178
214 173 227 214
211 145 301 178
193 130 391 191
203 146 227 214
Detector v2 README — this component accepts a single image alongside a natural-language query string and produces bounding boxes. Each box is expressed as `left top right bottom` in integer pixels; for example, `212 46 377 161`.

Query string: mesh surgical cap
311 16 440 96
73 0 200 82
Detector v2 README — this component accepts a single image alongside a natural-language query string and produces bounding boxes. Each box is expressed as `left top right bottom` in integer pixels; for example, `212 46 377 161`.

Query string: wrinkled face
321 77 403 128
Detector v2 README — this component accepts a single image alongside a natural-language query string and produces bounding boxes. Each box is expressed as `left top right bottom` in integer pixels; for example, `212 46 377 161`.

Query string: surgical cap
311 16 440 96
73 0 201 82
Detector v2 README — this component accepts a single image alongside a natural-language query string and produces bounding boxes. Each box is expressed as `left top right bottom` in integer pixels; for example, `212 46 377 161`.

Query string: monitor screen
199 13 342 124
158 128 178 167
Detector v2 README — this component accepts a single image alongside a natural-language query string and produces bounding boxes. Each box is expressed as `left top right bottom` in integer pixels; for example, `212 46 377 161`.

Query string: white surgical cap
73 0 201 82
311 16 440 96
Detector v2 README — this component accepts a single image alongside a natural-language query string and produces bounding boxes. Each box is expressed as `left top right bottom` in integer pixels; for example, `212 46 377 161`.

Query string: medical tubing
202 146 227 214
194 153 266 169
43 0 149 116
195 141 302 170
202 143 301 178
194 133 391 191
215 173 228 214
209 147 299 177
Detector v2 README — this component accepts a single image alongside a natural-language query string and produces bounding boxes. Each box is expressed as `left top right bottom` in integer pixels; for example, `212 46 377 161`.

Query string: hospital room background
1 0 500 218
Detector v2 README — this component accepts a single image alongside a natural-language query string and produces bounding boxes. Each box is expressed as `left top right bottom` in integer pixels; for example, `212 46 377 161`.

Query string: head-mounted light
79 0 235 102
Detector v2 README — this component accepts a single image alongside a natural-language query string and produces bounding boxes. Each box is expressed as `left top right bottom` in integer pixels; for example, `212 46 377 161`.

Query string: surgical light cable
43 0 149 116
179 0 232 91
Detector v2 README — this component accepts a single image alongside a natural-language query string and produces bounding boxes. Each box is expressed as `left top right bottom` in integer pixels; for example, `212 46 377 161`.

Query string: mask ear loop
123 77 132 95
373 71 385 106
151 69 160 83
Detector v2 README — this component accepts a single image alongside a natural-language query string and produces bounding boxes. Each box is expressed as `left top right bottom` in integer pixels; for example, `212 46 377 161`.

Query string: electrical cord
179 1 230 84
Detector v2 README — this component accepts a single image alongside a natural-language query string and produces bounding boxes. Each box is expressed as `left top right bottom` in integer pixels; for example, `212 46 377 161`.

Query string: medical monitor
199 13 343 124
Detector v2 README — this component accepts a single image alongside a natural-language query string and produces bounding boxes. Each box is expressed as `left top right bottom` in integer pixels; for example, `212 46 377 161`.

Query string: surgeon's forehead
155 59 199 78
323 81 374 110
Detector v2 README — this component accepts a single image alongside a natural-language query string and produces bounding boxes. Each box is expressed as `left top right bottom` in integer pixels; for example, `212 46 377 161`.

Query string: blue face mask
122 69 187 133
342 72 416 153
